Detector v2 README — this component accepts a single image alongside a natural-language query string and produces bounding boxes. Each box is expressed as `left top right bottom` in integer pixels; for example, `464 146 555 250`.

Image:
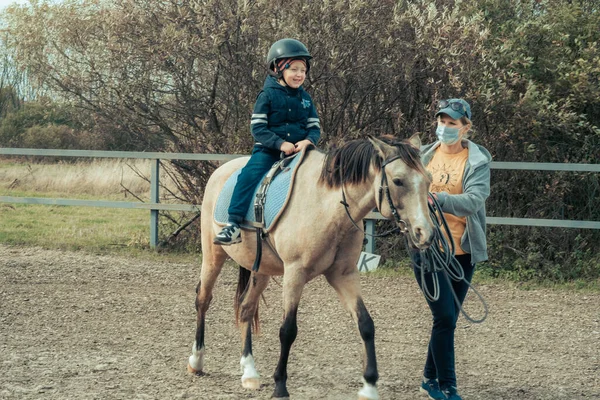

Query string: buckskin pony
187 135 434 400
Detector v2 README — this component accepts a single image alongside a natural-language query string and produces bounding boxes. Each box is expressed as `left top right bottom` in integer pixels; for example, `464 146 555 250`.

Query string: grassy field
0 200 148 249
0 159 196 261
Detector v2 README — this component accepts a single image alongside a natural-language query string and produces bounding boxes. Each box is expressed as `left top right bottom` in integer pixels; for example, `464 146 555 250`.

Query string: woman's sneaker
441 386 462 400
213 223 242 245
420 378 446 400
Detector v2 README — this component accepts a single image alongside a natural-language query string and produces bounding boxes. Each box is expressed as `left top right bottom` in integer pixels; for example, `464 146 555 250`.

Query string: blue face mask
436 125 461 145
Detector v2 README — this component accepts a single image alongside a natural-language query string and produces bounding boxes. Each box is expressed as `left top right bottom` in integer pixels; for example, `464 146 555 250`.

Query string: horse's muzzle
407 225 434 250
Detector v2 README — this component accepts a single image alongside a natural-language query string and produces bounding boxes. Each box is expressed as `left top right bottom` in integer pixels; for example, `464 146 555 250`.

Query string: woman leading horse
188 135 434 400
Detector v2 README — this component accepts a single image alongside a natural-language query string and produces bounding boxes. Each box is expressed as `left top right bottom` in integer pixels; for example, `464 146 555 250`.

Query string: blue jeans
412 252 475 389
228 146 281 224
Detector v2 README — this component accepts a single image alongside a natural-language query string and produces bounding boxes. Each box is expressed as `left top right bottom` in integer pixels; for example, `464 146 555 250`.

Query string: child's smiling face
281 60 307 88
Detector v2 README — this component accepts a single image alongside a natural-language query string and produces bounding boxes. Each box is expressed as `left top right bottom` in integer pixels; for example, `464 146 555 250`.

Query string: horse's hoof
272 388 290 399
187 363 204 376
358 381 379 400
358 395 378 400
242 377 260 389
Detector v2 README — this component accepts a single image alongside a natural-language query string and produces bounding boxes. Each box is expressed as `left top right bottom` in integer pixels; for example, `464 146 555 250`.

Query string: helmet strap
272 64 287 86
279 74 290 87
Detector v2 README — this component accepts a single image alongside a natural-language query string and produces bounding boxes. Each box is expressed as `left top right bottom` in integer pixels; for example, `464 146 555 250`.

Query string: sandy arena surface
1 244 598 399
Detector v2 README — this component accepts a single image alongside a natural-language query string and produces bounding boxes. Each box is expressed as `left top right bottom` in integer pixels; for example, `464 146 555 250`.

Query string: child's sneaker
420 378 446 400
441 386 462 400
213 223 242 245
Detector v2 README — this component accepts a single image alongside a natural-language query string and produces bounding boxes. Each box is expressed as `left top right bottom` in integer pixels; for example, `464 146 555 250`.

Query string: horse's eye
392 178 404 187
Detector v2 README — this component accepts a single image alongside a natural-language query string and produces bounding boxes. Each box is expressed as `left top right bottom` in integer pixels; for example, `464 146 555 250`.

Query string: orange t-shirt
426 148 469 255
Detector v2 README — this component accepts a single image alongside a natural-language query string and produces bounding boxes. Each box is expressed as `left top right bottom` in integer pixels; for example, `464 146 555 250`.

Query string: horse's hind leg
236 269 270 389
325 268 379 400
187 243 228 375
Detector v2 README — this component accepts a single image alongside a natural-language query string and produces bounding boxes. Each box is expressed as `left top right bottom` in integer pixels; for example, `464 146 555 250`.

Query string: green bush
0 100 76 147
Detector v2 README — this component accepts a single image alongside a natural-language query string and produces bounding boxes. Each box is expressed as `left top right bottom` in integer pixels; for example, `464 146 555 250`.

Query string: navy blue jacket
250 76 320 150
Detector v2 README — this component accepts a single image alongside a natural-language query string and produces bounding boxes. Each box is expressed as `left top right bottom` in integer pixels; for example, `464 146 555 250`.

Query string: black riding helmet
267 38 312 78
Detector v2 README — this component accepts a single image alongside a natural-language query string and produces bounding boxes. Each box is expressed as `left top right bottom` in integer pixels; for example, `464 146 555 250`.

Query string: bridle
339 149 489 323
378 155 409 232
340 154 409 238
339 149 489 322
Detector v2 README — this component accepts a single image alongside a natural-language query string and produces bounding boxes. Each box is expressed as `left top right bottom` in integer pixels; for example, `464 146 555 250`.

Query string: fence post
364 219 375 253
150 159 160 248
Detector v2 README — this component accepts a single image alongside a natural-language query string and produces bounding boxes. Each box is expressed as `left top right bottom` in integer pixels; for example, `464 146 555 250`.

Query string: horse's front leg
325 268 379 400
237 271 270 390
272 270 305 399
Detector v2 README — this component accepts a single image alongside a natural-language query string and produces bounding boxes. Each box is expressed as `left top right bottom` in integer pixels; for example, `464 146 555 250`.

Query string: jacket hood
421 140 492 169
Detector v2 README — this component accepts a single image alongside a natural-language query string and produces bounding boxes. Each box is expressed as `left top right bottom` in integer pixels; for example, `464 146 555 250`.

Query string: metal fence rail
1 148 598 251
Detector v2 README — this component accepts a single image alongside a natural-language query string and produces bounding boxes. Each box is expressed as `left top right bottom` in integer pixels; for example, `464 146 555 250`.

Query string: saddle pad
213 151 306 232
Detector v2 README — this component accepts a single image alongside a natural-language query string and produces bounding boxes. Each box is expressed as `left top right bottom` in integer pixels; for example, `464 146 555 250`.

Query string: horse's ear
368 135 396 160
408 133 422 149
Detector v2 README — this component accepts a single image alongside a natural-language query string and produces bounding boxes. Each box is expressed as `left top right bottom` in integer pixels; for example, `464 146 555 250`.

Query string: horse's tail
234 267 260 333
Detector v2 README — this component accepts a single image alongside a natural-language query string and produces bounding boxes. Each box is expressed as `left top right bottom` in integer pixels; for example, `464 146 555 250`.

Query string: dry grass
0 158 186 252
0 159 179 199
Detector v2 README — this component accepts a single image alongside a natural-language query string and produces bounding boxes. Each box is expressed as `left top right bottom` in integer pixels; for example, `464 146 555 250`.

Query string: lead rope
338 158 488 323
413 193 489 324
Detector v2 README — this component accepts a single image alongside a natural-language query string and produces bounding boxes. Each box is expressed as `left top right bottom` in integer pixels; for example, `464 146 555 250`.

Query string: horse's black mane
319 136 426 188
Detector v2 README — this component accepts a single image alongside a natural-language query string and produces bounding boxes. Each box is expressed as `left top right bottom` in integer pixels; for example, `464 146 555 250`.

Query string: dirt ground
1 244 598 400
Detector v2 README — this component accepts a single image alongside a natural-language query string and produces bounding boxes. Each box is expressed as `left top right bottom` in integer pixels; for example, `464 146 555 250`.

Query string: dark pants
228 147 281 224
412 252 475 390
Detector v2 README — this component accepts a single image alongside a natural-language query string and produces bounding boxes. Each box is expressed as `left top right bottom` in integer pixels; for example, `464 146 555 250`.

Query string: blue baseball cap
435 98 472 120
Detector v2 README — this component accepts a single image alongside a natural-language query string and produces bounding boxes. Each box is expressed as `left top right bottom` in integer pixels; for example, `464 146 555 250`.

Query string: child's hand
294 139 312 153
280 141 295 155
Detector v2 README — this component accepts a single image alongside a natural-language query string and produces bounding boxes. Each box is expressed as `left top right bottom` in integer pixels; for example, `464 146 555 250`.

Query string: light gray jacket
421 140 492 264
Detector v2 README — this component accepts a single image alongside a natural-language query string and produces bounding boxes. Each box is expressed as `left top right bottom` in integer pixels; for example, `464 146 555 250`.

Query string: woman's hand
428 192 438 206
294 139 313 153
280 141 296 156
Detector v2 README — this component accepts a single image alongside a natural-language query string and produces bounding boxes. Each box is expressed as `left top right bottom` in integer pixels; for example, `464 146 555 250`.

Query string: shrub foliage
1 0 598 280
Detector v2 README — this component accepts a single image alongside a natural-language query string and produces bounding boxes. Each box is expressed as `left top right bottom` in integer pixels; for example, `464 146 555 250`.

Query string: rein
414 194 489 324
338 151 488 324
340 155 408 238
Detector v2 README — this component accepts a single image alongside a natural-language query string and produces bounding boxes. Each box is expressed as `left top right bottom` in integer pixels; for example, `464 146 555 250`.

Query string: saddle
213 146 311 233
213 147 312 272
